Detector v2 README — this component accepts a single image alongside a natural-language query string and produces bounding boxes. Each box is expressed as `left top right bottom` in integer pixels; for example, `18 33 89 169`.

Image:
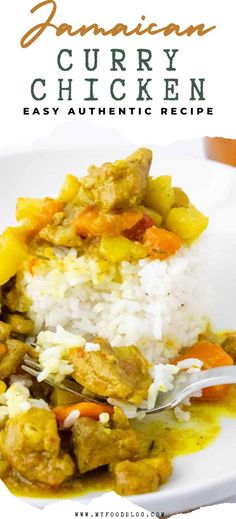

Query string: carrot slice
53 401 114 425
174 340 233 401
143 226 181 260
74 206 143 237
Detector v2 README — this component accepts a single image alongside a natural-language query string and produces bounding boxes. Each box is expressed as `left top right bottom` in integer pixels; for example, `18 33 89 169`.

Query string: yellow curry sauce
3 385 236 499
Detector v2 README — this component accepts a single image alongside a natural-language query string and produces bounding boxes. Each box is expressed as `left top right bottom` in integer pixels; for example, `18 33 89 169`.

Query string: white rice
177 358 203 374
85 342 100 352
35 326 85 383
107 398 145 419
35 326 102 383
0 380 49 424
99 412 110 424
22 237 210 364
147 364 180 410
63 410 80 428
174 406 191 422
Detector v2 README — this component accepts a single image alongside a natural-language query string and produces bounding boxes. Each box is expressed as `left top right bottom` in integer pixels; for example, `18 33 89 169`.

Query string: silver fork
22 357 236 413
22 356 108 405
144 365 236 414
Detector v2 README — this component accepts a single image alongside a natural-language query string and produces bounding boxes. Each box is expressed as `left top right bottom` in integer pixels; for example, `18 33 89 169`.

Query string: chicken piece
114 347 152 403
69 339 151 405
0 441 10 478
2 276 29 313
75 148 152 212
0 458 10 478
222 335 236 362
1 408 74 486
111 456 172 495
72 407 140 473
0 339 28 380
39 223 82 248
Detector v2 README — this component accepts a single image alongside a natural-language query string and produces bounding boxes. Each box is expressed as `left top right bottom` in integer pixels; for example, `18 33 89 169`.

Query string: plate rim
0 147 236 513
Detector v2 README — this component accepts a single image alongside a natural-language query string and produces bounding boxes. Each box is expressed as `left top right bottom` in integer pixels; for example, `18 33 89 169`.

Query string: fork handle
182 366 236 394
145 365 236 414
175 365 236 405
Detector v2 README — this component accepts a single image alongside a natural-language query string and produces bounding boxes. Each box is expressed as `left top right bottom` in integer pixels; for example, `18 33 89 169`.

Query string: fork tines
22 356 109 405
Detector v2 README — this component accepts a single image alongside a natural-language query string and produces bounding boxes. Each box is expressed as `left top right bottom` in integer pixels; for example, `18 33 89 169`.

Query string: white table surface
161 138 206 160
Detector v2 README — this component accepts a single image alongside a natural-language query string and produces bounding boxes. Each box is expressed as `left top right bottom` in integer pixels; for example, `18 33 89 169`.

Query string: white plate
0 147 236 515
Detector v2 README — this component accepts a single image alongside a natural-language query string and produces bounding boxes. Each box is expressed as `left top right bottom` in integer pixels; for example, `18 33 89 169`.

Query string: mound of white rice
22 237 210 364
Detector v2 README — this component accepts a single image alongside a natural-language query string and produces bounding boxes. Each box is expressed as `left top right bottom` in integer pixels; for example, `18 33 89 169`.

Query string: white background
1 0 236 149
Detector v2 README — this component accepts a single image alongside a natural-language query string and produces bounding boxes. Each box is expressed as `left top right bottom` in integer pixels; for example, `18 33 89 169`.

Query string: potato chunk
100 236 147 263
58 174 80 203
143 175 175 216
166 204 208 240
0 228 28 286
0 322 11 342
173 187 190 208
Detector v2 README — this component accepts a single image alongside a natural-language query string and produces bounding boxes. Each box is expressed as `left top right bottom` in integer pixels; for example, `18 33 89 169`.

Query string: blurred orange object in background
204 137 236 167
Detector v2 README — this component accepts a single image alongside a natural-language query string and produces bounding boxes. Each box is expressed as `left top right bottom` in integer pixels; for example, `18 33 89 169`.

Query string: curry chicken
0 148 233 499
